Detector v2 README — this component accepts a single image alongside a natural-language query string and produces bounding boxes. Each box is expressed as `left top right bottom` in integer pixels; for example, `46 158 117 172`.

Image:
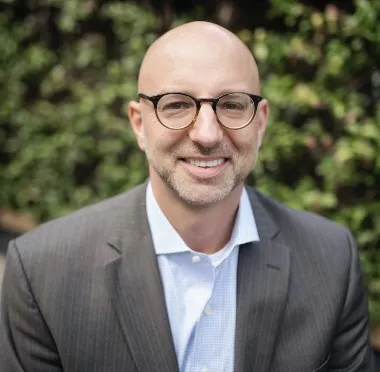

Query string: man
0 22 375 371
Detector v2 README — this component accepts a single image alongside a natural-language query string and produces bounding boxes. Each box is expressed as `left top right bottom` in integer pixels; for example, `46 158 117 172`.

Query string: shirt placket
184 255 217 372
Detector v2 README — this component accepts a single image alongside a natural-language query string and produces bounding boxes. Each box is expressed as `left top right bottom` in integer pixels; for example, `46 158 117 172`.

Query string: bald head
138 21 260 95
128 22 269 209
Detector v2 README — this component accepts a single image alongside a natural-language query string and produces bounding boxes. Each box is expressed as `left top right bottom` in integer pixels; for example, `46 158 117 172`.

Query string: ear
128 100 146 151
256 98 269 147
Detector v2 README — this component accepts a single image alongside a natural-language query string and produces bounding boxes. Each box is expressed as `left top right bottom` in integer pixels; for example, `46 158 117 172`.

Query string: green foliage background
1 0 379 325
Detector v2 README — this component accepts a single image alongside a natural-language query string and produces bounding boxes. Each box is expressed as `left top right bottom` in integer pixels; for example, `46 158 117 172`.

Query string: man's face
129 26 268 207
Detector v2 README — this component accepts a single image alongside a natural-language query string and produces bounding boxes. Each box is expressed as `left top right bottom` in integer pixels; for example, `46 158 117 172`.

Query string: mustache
176 143 231 157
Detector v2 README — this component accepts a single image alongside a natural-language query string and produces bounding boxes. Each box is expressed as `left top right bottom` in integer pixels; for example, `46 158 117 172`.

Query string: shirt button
201 368 208 372
204 306 212 316
192 255 201 263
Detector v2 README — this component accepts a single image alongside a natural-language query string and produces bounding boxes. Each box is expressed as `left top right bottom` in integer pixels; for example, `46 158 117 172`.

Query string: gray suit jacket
0 184 375 371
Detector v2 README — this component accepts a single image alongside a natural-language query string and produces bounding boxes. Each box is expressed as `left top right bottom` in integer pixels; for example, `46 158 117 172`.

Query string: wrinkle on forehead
138 21 260 94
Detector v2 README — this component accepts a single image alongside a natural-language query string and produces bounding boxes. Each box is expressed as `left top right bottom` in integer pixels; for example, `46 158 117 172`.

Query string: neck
151 179 243 254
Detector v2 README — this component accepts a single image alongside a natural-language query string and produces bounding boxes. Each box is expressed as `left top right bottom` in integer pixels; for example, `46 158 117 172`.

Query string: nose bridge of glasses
193 99 221 132
197 98 218 115
191 99 223 143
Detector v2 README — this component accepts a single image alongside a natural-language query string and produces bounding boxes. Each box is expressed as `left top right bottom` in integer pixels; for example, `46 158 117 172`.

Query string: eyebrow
216 89 252 96
152 89 195 96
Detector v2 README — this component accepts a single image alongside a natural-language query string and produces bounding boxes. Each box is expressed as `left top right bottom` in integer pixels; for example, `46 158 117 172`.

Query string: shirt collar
146 182 260 256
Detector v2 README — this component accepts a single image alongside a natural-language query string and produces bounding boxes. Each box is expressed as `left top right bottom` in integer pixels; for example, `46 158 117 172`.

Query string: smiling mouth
181 158 227 168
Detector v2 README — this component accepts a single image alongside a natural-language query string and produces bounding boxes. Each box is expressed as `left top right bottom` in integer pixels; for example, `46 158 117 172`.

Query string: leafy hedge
1 0 379 324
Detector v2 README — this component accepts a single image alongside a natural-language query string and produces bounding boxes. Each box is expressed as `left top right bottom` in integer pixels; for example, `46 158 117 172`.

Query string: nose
188 103 224 147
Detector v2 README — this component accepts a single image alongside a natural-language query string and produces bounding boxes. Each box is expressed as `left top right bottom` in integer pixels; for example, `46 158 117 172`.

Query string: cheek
142 113 166 144
143 121 185 153
228 128 257 153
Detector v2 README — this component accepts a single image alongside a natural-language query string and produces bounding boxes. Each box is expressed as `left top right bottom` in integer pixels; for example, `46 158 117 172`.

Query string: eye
220 101 245 111
162 101 192 111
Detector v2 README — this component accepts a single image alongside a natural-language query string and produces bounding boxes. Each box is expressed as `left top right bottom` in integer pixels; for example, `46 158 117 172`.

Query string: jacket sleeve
329 230 376 371
0 240 62 372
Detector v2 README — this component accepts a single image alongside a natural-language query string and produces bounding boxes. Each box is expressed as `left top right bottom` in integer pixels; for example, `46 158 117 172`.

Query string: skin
129 21 269 254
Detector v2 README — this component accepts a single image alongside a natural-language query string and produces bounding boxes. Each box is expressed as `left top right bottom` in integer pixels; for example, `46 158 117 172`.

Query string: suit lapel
104 184 179 372
234 189 291 372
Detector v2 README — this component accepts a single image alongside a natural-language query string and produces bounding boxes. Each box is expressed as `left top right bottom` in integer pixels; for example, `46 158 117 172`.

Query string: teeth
188 159 224 167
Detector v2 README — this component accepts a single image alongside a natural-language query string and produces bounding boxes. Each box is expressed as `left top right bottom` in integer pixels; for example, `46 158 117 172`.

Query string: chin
172 181 236 207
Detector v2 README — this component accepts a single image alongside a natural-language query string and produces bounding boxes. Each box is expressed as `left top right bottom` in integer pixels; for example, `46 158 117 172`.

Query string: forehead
139 35 259 96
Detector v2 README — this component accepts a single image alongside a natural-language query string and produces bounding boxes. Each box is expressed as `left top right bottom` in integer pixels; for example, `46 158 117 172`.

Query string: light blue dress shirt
146 183 259 372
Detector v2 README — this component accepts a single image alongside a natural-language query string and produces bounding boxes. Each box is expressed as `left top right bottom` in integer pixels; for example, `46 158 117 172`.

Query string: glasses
138 92 263 130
